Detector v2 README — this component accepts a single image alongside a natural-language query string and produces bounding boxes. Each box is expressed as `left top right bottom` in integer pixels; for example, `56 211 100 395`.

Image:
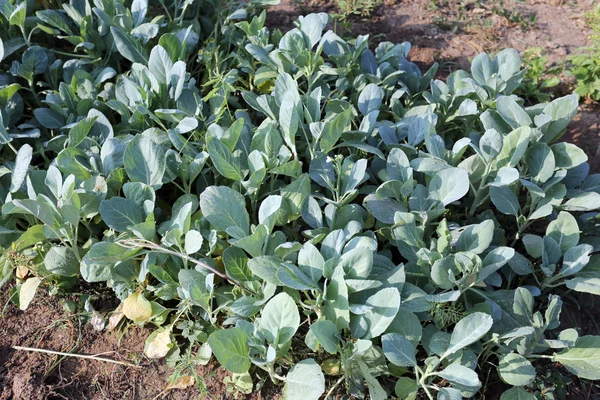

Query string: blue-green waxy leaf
110 26 148 64
496 96 531 128
279 92 299 155
44 246 79 277
247 256 282 285
490 186 520 216
281 173 311 217
208 137 244 181
429 167 469 206
565 277 600 295
495 126 531 168
479 129 503 162
80 242 139 283
283 359 325 400
438 387 463 400
546 211 579 254
208 328 250 374
528 142 555 184
455 220 495 254
358 84 383 115
442 312 493 359
124 133 167 189
500 387 536 400
559 244 593 277
319 107 352 153
99 197 143 232
148 45 173 83
551 142 587 169
34 108 65 129
553 336 600 380
199 186 250 236
382 333 416 367
259 292 300 345
10 143 32 193
498 353 536 386
356 287 400 339
309 152 335 192
309 320 341 354
223 247 252 281
437 364 482 392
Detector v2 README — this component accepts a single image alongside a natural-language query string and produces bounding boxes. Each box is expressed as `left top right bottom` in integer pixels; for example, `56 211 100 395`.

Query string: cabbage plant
1 1 599 399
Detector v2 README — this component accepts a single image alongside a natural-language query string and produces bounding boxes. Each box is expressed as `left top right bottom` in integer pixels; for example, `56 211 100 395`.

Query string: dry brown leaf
166 376 195 390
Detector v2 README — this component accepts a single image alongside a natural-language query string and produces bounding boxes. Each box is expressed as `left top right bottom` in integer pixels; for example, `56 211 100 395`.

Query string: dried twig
12 345 140 369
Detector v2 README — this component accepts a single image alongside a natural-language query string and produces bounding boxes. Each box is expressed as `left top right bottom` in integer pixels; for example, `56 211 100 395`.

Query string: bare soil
2 0 600 399
0 289 279 400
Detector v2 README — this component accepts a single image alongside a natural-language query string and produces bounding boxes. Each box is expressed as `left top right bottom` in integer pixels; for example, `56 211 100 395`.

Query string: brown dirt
0 289 278 399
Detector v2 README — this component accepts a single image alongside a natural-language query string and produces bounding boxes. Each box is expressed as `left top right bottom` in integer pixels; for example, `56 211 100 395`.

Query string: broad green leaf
207 137 244 181
395 377 418 399
385 308 422 347
442 312 493 359
480 247 515 281
559 244 593 277
495 126 530 168
281 173 311 217
479 129 503 162
283 359 325 400
44 246 79 277
546 211 579 254
319 108 353 153
496 96 531 128
14 225 45 251
68 116 97 147
358 287 401 339
553 336 600 380
124 133 167 189
279 92 299 154
184 230 203 254
148 45 173 83
565 277 600 295
199 186 250 236
527 142 555 184
110 26 148 64
10 143 32 193
500 387 536 400
429 167 469 206
437 387 462 400
490 186 520 216
34 108 64 129
223 247 252 281
9 2 26 27
551 142 587 169
208 328 251 374
99 197 143 232
80 242 139 282
259 292 300 345
437 364 481 392
358 84 383 115
455 220 495 255
382 333 416 366
309 320 341 354
498 353 536 386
